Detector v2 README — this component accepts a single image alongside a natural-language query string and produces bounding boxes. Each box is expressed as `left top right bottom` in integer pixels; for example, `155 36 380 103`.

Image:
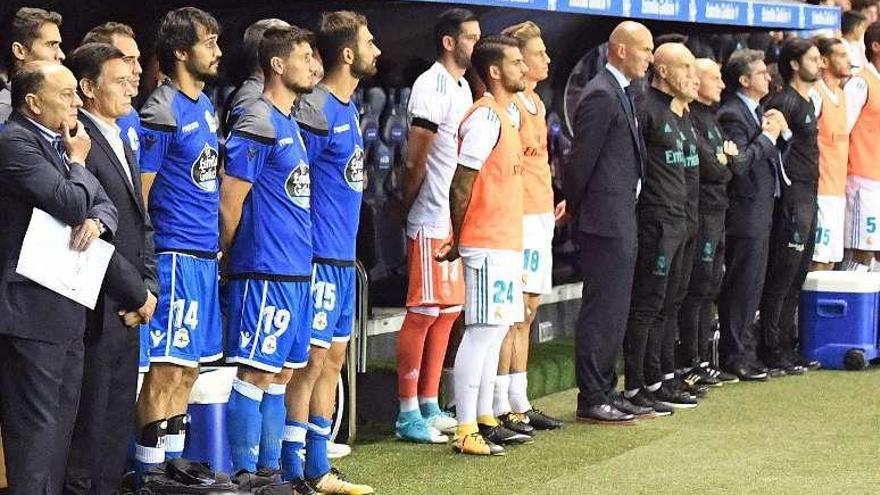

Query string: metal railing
331 260 369 445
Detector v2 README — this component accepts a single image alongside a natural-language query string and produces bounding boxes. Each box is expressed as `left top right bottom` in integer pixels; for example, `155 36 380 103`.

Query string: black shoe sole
575 416 639 425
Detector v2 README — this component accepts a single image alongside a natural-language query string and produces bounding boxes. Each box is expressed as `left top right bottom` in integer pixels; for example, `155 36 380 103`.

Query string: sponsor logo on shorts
653 254 669 276
285 162 310 208
150 329 164 348
191 143 219 192
240 331 253 349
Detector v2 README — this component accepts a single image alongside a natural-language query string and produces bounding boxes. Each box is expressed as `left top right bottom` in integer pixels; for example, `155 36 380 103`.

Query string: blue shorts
310 261 355 348
147 252 222 367
224 277 312 372
138 324 150 372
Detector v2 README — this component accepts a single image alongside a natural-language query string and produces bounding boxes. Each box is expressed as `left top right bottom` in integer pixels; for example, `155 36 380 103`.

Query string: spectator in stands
222 17 291 134
492 19 566 434
64 41 158 495
716 49 785 381
760 38 822 375
395 7 480 445
1 7 65 124
842 11 870 70
842 22 880 271
853 0 879 23
812 37 852 272
564 21 652 425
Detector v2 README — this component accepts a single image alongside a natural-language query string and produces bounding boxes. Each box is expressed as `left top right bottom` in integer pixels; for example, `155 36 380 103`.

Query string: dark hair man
759 39 822 375
716 48 785 382
284 10 379 494
563 21 653 426
435 34 528 455
221 25 319 494
0 7 64 124
0 60 125 495
811 37 851 272
843 11 870 71
64 42 159 494
678 58 741 387
394 7 479 445
843 23 880 272
134 6 224 488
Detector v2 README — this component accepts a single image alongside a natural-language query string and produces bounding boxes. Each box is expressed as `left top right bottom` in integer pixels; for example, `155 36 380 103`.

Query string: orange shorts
406 232 465 307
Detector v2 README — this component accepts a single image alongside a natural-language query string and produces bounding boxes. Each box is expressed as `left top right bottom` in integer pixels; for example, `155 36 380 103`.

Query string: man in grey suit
564 21 654 424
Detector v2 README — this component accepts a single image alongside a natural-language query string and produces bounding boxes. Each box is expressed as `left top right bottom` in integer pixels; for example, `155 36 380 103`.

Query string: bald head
13 60 81 131
694 58 724 104
652 43 697 102
607 21 654 80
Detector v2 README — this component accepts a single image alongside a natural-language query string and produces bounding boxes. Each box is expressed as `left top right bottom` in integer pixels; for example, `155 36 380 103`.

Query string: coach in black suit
564 21 653 424
63 43 158 495
716 49 787 381
0 62 153 495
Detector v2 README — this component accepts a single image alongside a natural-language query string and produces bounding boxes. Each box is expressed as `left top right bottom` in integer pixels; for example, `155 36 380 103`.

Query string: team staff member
395 8 479 444
222 26 318 495
222 18 291 135
63 42 159 495
437 34 527 456
0 61 137 495
492 20 564 433
622 43 700 413
760 39 821 374
134 7 223 481
716 49 785 381
284 11 378 494
1 7 66 125
565 21 652 426
844 22 880 272
78 21 152 376
678 59 740 386
812 37 851 271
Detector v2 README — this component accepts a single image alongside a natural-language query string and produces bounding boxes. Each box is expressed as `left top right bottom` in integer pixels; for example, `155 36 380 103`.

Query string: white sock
843 259 872 272
508 372 531 414
452 324 507 426
646 382 662 392
624 388 640 399
493 374 512 417
399 397 419 413
477 327 508 421
871 259 880 272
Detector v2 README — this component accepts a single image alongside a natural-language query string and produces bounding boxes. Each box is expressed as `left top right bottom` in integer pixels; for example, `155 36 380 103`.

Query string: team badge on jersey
191 143 219 192
127 126 140 152
344 145 365 192
313 310 328 331
205 110 218 133
173 327 191 348
261 335 278 355
285 162 311 209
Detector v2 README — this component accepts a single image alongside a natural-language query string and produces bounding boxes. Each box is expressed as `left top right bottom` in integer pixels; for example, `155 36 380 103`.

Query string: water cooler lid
188 366 237 404
802 271 880 293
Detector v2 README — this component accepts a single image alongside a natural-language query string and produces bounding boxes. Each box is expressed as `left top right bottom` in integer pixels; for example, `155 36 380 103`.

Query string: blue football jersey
117 108 142 165
295 85 364 261
225 96 312 277
140 82 220 253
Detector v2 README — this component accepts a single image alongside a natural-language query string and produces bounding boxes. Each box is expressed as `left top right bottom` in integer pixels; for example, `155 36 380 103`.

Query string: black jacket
690 102 735 212
564 67 644 239
80 111 156 339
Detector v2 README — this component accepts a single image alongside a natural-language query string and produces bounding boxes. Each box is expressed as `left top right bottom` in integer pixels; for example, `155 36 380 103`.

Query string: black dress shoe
576 404 637 425
626 389 674 416
728 366 768 382
791 354 821 370
611 394 656 418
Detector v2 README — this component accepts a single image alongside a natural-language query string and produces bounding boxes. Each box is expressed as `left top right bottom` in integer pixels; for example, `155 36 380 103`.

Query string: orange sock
397 309 438 405
418 308 461 400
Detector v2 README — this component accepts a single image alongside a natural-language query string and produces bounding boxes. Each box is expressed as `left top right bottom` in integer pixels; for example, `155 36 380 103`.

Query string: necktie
51 135 69 168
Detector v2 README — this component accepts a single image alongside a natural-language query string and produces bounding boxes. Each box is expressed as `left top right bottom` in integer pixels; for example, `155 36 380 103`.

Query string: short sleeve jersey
406 62 473 238
223 76 264 136
140 81 221 253
117 108 142 165
294 84 364 261
225 96 312 277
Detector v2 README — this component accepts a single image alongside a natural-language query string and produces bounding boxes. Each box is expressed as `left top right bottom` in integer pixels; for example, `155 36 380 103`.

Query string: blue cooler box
800 272 880 370
182 366 236 473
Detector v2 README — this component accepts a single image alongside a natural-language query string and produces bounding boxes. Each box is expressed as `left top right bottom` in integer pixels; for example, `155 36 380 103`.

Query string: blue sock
304 415 332 480
258 384 287 470
420 399 443 418
227 378 265 473
164 414 188 461
397 409 422 423
281 419 307 481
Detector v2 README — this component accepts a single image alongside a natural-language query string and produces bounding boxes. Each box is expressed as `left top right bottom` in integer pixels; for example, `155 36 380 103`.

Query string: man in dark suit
717 49 786 381
0 61 151 494
63 42 158 495
564 21 653 424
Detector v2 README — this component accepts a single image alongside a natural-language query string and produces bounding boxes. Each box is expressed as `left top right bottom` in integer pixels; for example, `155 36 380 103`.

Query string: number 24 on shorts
493 280 514 304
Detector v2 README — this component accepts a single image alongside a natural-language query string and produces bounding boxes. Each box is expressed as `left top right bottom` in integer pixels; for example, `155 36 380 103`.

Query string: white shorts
522 213 554 295
813 195 846 263
461 249 524 326
845 175 880 250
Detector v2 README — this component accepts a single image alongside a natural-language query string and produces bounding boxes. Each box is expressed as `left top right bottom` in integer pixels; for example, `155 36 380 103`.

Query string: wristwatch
91 217 106 236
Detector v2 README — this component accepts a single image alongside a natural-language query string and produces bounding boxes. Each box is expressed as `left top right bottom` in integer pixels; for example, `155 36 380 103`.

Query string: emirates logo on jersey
285 161 311 209
190 143 219 192
344 145 365 192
